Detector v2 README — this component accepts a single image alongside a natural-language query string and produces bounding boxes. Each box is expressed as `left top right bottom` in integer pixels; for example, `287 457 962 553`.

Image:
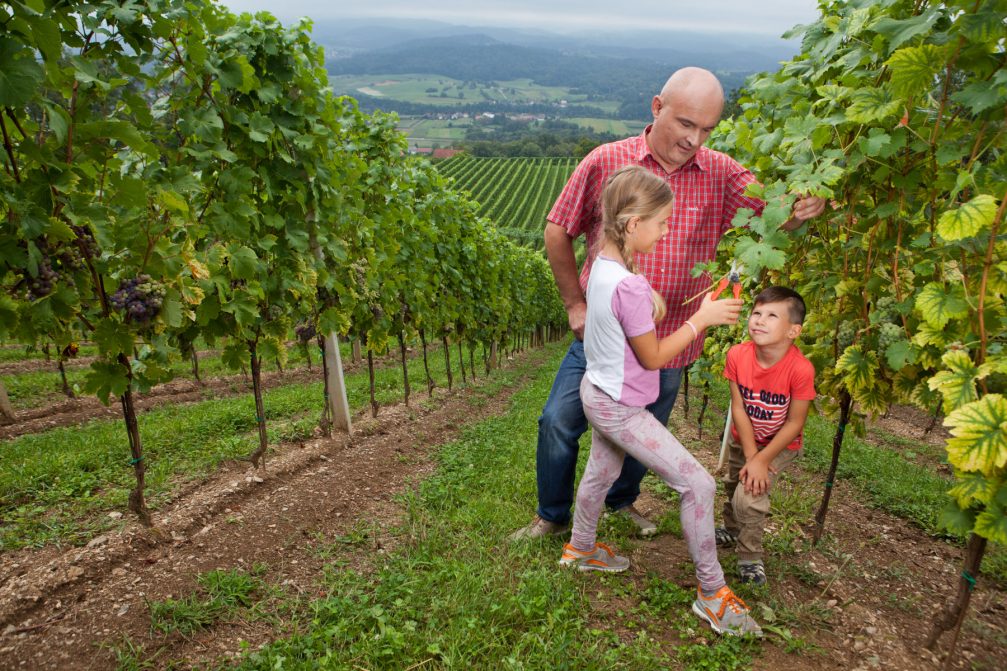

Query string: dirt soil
0 351 1004 670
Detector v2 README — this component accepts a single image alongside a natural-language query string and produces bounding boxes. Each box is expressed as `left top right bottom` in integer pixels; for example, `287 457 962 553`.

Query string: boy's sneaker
692 586 763 637
738 560 767 586
558 542 630 572
714 526 738 548
508 516 570 541
614 505 658 537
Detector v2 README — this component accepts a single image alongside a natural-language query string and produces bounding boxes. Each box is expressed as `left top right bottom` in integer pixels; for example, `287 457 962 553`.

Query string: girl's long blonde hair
599 165 673 322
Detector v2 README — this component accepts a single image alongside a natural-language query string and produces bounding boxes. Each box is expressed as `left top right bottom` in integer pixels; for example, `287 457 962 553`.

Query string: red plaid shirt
547 127 764 369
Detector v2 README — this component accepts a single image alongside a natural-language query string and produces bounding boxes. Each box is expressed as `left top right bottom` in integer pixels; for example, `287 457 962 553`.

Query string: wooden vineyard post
322 333 352 432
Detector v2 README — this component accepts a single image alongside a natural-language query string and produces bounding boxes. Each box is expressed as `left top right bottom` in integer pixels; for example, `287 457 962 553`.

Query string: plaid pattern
547 128 765 368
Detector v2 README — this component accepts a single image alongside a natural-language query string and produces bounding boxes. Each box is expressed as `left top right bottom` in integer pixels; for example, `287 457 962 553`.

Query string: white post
716 400 733 473
323 333 352 433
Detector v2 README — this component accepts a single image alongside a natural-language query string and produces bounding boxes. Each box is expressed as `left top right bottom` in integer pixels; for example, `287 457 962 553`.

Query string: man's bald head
659 67 725 113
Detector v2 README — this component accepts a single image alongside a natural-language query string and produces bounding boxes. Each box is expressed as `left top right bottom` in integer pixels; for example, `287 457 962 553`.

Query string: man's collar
639 125 708 173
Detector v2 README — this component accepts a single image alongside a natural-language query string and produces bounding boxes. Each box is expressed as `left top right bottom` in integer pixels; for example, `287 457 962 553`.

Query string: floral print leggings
572 378 726 592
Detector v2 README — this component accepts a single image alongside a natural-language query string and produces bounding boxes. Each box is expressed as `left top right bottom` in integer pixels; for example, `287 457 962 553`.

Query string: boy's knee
732 487 770 518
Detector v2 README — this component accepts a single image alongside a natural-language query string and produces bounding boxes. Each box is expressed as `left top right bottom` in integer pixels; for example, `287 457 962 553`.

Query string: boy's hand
739 459 777 496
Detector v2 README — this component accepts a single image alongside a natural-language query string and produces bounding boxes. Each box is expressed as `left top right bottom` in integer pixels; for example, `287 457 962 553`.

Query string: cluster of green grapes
836 320 857 350
877 322 904 351
871 296 899 324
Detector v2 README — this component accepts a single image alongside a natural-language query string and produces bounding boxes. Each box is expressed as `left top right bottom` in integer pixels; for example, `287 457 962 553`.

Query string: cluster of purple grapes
25 257 58 300
111 274 165 324
294 322 316 343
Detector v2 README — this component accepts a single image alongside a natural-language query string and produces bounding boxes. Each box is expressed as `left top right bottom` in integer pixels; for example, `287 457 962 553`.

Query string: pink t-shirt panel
583 257 658 407
723 341 816 450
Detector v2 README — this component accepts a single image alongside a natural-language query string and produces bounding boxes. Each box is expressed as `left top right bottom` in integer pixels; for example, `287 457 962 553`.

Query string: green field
330 74 591 107
397 117 473 149
568 117 648 135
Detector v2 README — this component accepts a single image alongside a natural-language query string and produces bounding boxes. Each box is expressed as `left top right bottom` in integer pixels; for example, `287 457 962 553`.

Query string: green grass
233 341 759 670
1 341 327 410
566 118 647 135
0 340 489 549
148 567 270 635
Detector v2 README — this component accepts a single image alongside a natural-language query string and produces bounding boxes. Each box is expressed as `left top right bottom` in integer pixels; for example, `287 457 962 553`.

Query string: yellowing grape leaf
944 394 1007 476
886 44 943 98
915 282 969 329
929 350 988 413
836 345 878 391
936 195 998 241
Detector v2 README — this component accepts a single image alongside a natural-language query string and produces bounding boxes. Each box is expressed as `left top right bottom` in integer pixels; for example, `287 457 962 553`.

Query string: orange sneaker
692 585 763 637
558 542 630 572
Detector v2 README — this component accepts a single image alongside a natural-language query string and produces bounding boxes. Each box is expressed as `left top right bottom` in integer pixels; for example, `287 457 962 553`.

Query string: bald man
510 67 824 541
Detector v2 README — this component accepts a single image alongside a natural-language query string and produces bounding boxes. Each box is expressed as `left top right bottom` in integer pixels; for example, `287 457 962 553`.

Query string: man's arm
739 398 811 496
544 222 587 339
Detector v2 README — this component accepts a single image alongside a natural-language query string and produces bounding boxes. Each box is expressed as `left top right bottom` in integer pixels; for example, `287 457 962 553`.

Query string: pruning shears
714 260 743 473
711 260 744 300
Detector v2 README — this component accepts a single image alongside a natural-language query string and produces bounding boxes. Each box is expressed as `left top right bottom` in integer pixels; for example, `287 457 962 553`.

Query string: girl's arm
628 293 743 370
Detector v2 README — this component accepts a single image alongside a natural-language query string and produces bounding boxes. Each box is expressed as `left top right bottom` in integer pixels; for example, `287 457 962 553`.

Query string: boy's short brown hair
754 286 806 325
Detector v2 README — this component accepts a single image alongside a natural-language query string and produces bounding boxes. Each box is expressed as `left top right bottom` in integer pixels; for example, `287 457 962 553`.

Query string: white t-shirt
584 256 659 407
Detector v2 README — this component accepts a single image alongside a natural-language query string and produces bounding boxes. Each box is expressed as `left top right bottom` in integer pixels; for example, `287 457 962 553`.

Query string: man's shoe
715 526 738 548
508 515 570 541
738 560 767 586
558 542 630 572
614 505 658 537
692 586 763 637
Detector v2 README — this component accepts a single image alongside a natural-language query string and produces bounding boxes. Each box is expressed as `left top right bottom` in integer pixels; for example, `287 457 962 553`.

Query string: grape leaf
944 394 1007 476
936 195 998 241
915 283 969 329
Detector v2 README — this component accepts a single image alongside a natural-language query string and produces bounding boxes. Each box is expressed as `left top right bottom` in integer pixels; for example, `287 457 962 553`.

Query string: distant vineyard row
436 157 577 250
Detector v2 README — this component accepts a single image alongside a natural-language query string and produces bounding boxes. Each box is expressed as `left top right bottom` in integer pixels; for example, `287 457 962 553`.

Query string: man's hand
739 458 777 497
568 302 587 340
791 195 826 223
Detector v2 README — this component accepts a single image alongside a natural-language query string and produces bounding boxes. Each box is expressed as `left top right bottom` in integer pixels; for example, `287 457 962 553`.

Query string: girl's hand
691 293 743 329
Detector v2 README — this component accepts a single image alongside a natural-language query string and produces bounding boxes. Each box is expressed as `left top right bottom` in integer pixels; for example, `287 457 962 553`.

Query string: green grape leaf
836 345 879 391
948 471 994 508
846 87 901 123
227 245 259 280
858 129 891 158
83 360 130 405
94 319 135 357
915 282 969 329
221 341 247 371
886 44 943 98
0 38 45 106
974 504 1007 544
951 77 1007 116
936 195 998 242
939 500 977 537
872 10 940 52
944 394 1007 476
733 237 787 274
221 291 259 326
929 350 985 413
885 340 914 369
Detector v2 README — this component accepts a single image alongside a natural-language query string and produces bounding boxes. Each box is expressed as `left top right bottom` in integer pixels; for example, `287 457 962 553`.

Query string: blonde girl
559 165 761 637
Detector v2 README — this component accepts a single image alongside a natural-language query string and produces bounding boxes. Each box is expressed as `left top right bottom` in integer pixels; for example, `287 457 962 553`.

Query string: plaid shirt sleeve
547 150 603 239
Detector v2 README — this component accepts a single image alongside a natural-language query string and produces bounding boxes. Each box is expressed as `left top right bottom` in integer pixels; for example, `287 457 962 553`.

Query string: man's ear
651 95 662 119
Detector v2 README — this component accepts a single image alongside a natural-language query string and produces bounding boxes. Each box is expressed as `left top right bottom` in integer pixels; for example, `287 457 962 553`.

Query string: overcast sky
219 1 821 37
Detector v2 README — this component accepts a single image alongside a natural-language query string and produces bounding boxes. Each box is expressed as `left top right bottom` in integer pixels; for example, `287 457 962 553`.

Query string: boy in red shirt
717 286 816 586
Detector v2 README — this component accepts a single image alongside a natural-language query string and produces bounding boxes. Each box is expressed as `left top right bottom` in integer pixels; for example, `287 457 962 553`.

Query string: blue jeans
536 338 684 525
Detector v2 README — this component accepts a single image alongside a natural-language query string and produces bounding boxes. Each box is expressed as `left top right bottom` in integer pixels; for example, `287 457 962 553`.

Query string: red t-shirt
723 341 816 450
547 128 764 369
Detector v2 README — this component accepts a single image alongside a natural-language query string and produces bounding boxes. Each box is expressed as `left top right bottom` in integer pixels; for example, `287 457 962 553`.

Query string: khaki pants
721 438 800 562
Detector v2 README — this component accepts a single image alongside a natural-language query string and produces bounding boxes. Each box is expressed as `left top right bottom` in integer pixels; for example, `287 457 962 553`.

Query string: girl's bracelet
684 320 699 339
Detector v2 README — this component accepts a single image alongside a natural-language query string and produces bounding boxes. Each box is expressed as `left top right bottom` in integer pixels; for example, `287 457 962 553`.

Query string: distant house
410 147 434 155
432 148 461 159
